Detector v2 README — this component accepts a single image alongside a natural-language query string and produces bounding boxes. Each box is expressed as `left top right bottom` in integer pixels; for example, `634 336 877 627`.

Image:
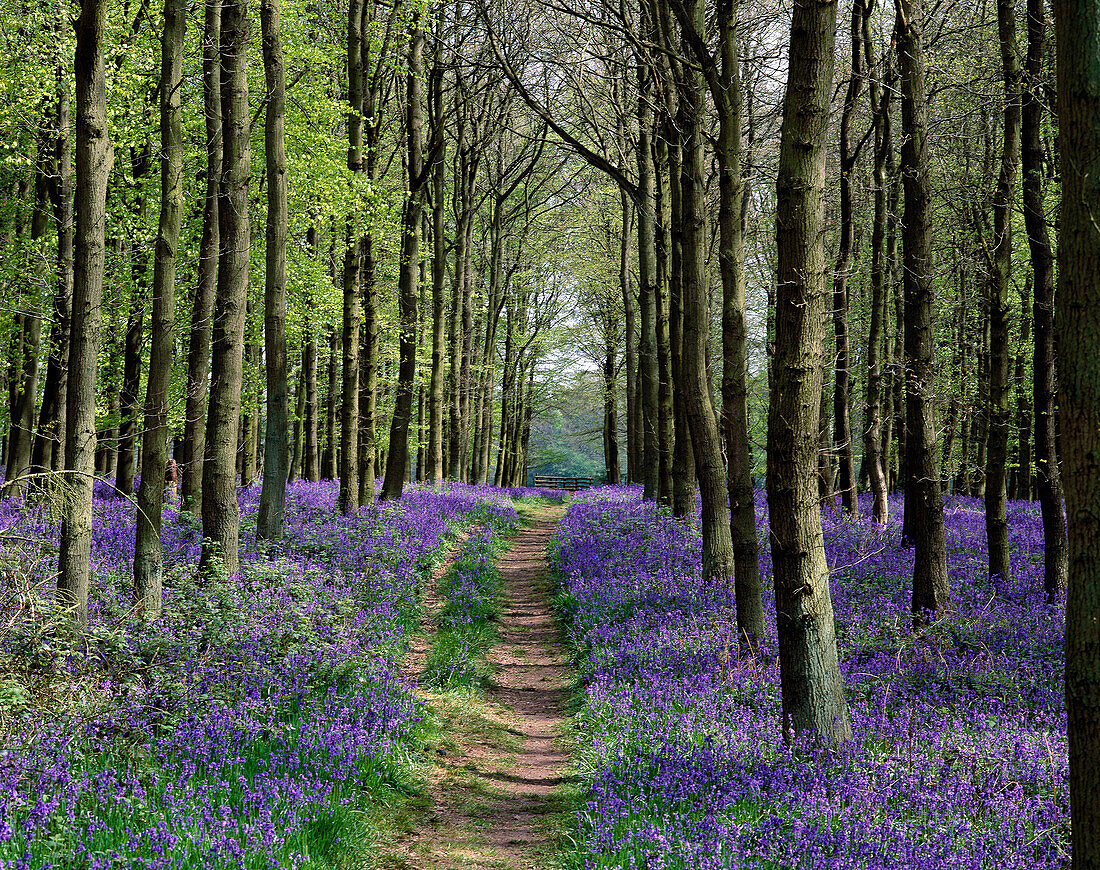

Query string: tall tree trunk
1026 0 1067 600
301 225 321 482
427 74 446 483
678 0 738 620
116 146 151 501
985 0 1021 581
897 0 949 620
256 0 288 539
636 49 660 500
33 68 74 478
340 0 363 513
58 0 114 624
715 0 764 645
766 0 851 745
380 8 424 500
182 0 221 513
1054 0 1100 860
359 233 379 502
831 0 864 518
654 123 674 508
621 192 638 484
667 112 697 518
200 0 250 578
863 14 890 524
133 0 185 617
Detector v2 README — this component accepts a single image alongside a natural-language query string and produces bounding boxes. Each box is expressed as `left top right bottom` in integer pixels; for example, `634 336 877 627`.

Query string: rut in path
382 504 575 870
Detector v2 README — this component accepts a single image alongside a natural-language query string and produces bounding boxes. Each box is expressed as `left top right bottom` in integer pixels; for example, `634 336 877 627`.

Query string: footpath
378 504 574 870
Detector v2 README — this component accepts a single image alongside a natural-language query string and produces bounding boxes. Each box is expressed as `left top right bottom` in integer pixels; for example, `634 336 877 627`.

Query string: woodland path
380 503 575 870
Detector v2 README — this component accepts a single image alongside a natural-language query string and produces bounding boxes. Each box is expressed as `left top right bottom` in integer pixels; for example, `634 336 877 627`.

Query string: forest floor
375 503 575 870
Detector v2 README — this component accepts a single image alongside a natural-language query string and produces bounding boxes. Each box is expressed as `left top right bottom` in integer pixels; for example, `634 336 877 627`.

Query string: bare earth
380 504 574 870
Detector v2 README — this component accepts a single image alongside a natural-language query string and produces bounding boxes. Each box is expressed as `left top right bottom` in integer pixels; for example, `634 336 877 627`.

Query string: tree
766 0 851 745
133 0 185 617
984 0 1021 582
1054 0 1100 863
896 0 949 622
862 7 890 525
182 0 221 514
58 0 114 624
200 0 250 578
256 0 289 541
340 0 363 513
380 5 427 501
1024 0 1067 601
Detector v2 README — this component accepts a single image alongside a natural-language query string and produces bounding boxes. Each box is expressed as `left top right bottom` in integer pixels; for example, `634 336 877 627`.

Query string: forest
0 0 1099 865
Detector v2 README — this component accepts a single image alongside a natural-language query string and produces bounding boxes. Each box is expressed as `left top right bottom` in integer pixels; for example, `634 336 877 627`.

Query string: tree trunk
636 52 660 500
340 0 363 513
323 328 338 479
33 68 75 479
1025 0 1067 600
1011 285 1032 500
985 0 1021 581
678 0 737 624
897 0 949 620
766 0 851 745
256 0 288 539
380 8 424 500
621 192 637 484
58 0 114 624
427 78 446 483
2 149 45 499
133 0 185 618
182 0 221 513
863 15 890 525
831 0 864 518
1054 0 1100 860
200 0 250 578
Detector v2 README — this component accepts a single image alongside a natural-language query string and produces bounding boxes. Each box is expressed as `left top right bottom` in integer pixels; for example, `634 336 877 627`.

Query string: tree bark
863 12 890 525
380 8 425 500
58 0 114 624
256 0 288 539
831 0 865 518
985 0 1021 581
33 68 75 479
133 0 185 618
182 0 221 514
323 328 338 479
766 0 851 745
897 0 949 620
636 49 660 501
340 0 363 513
1025 0 1067 601
1054 0 1100 861
200 0 250 578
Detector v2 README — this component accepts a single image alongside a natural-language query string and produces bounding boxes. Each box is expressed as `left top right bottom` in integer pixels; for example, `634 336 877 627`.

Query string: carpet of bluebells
423 523 510 688
551 487 1068 870
0 477 518 869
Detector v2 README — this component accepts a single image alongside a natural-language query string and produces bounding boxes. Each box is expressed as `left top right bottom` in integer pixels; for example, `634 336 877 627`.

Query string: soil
379 503 574 870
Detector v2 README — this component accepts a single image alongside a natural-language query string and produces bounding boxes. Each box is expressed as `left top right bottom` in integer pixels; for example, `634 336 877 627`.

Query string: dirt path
380 504 574 870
